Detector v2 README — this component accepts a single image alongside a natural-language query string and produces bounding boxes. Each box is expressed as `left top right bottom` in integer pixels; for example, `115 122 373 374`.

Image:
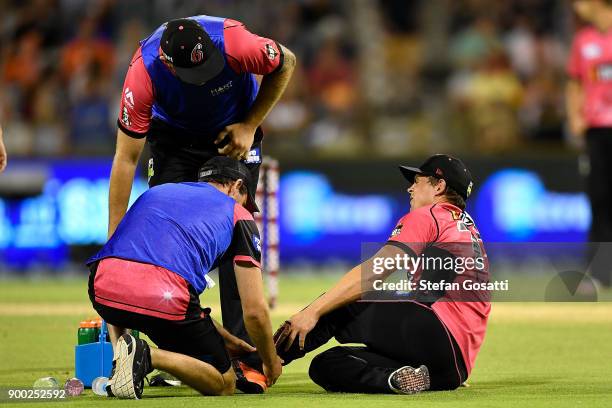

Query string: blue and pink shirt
117 15 283 140
88 182 261 294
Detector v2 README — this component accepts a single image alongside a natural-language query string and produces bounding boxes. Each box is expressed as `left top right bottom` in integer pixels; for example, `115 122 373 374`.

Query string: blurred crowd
0 0 578 159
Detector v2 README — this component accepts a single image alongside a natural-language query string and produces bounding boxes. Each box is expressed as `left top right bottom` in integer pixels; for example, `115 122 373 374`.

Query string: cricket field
0 274 611 407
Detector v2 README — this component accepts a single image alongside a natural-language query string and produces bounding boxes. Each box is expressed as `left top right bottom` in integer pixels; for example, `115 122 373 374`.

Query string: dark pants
280 301 467 393
146 120 263 368
586 128 612 286
88 262 231 373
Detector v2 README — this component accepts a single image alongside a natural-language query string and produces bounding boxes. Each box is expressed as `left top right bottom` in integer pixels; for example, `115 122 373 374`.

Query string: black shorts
88 261 231 373
147 119 263 188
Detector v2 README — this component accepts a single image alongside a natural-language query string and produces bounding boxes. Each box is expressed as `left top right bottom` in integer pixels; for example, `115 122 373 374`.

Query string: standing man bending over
108 15 295 389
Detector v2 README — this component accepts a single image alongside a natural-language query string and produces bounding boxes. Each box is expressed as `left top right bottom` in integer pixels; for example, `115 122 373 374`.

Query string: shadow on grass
472 377 560 389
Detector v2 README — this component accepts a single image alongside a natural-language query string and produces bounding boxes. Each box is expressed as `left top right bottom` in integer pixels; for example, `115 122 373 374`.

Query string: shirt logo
391 224 403 237
594 63 612 81
265 43 278 60
210 80 233 96
583 43 602 59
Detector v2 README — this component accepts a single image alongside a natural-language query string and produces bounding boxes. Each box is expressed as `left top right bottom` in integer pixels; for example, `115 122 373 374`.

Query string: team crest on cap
466 181 473 197
191 43 204 63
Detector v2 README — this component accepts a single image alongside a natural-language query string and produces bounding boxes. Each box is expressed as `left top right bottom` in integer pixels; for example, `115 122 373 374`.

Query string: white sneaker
108 334 152 399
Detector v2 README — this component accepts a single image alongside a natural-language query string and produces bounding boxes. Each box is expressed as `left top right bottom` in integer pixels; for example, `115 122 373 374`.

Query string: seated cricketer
274 154 490 394
87 157 282 399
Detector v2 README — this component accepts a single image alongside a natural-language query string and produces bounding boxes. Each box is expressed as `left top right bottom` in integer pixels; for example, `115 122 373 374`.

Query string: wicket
255 157 280 309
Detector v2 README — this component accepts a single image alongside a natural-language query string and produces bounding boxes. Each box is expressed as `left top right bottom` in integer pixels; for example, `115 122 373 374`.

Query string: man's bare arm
302 244 406 318
243 44 296 128
275 244 408 350
234 261 282 385
108 128 145 238
566 79 586 138
0 125 7 172
216 45 296 159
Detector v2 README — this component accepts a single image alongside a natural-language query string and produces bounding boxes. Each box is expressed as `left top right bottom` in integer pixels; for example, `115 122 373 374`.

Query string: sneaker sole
388 365 431 394
110 335 138 399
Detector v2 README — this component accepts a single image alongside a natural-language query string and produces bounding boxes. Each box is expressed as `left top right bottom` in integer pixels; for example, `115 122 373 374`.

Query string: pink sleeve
223 18 283 75
117 47 154 138
233 203 255 224
387 208 438 255
567 32 583 80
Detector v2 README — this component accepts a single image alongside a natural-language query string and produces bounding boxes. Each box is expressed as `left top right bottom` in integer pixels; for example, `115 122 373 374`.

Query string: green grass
0 275 611 407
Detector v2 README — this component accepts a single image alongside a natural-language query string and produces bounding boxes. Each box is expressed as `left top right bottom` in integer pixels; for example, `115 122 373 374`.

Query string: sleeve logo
265 43 278 60
245 147 262 164
124 88 134 107
253 234 262 253
391 224 403 237
121 107 131 127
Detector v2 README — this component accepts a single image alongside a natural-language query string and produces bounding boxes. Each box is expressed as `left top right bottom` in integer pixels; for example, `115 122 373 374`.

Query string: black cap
160 18 225 85
399 154 474 199
198 156 259 213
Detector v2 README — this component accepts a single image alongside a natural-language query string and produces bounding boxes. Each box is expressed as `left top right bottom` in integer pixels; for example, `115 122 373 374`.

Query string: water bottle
33 377 59 390
77 321 95 345
92 318 102 341
91 376 109 396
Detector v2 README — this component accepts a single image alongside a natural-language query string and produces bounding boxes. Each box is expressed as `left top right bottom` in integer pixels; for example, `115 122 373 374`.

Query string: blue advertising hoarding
0 159 146 269
0 158 591 269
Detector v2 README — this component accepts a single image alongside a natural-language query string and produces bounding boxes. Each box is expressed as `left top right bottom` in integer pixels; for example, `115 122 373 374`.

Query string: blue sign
0 160 146 269
279 171 400 263
0 163 592 269
473 169 590 242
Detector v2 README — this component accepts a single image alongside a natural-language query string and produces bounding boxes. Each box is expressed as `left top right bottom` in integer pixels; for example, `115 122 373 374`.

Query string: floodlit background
0 0 591 272
0 2 610 406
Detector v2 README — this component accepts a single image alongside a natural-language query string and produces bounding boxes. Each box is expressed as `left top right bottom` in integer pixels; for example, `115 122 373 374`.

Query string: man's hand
262 355 282 386
224 334 257 357
215 122 256 160
277 308 320 352
211 316 257 357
